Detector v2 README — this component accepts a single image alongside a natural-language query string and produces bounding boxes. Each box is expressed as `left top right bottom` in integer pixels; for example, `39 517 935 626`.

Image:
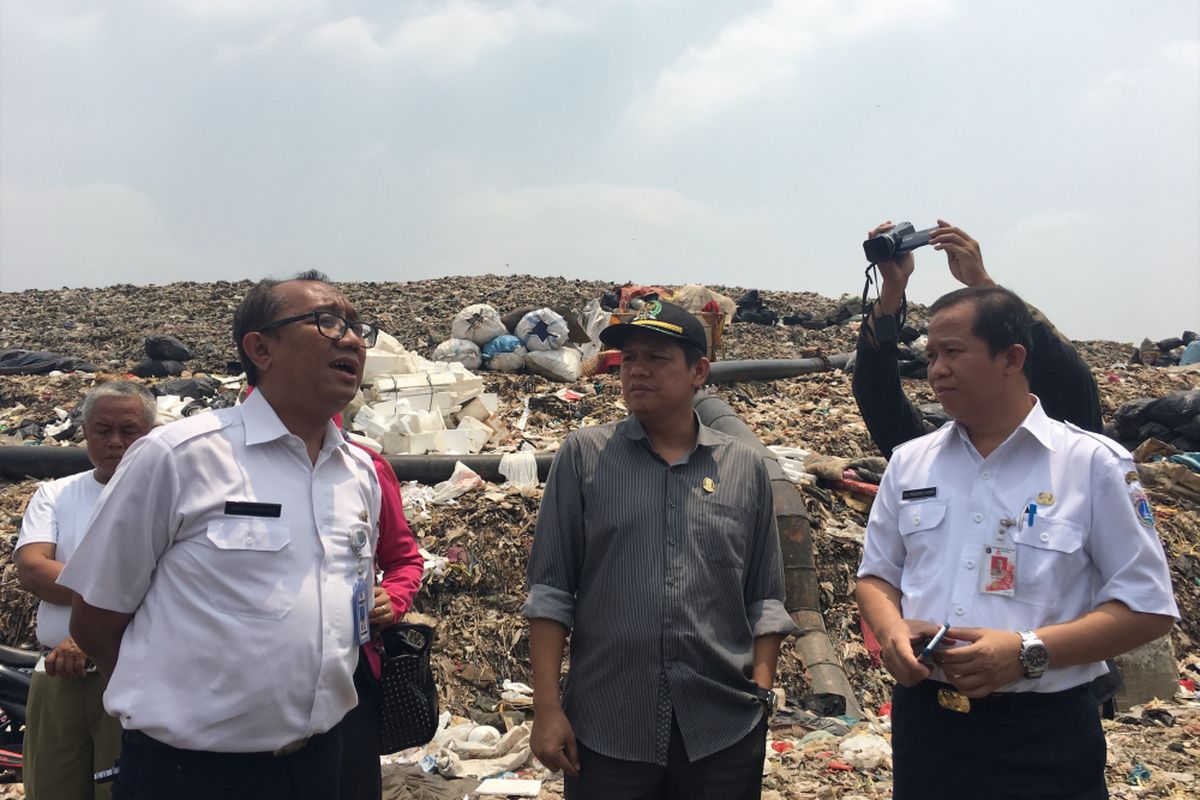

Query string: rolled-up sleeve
742 458 798 638
522 436 585 629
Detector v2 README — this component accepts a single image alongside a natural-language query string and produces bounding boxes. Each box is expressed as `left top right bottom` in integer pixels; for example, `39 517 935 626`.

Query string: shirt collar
240 388 346 455
950 394 1055 455
618 412 725 449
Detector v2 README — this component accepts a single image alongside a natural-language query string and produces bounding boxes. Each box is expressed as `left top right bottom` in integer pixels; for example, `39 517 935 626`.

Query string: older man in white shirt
16 381 155 800
60 271 383 800
857 285 1178 800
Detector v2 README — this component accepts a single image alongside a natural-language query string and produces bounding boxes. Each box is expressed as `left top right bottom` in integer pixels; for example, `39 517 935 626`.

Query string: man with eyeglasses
61 270 383 799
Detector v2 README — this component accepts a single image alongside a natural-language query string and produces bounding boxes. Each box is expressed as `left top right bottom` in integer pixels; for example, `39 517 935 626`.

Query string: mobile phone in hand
914 622 950 664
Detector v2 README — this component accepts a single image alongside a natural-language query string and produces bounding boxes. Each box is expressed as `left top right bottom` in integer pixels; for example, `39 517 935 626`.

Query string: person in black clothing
854 219 1122 713
854 219 1102 460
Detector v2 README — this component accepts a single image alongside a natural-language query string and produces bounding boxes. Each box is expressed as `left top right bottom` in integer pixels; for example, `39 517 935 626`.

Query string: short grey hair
81 381 157 428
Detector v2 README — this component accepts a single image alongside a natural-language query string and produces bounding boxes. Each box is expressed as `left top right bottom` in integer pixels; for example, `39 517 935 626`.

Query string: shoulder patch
1130 488 1156 528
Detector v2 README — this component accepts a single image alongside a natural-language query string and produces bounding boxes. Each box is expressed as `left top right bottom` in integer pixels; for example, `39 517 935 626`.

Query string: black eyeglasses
257 311 379 347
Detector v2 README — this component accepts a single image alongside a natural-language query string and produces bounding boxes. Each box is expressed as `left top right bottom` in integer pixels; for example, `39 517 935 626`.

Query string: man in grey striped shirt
523 300 797 799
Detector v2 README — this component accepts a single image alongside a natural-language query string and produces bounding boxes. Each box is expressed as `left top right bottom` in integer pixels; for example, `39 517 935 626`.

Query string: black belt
126 729 319 759
918 680 1092 716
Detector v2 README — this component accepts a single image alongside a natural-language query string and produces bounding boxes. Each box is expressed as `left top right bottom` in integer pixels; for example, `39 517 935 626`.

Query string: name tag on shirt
224 501 282 518
902 487 937 500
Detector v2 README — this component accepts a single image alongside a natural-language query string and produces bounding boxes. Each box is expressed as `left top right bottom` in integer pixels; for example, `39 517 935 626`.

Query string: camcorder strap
860 263 907 346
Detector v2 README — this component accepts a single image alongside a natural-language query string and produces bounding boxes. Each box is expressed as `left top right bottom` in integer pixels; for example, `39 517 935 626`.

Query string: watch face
1024 644 1049 670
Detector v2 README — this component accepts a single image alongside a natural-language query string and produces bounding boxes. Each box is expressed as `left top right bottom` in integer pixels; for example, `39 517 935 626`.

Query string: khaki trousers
24 670 122 800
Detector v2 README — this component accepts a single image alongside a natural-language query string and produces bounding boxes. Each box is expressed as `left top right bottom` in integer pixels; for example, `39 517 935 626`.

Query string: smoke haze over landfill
1 0 1197 343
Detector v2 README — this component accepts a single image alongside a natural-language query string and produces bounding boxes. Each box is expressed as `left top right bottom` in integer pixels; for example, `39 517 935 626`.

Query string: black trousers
892 681 1107 800
339 653 383 800
564 712 767 800
112 726 342 800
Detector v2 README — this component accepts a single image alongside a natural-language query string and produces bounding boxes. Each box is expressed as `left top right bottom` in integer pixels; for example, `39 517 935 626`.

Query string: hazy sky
2 0 1197 342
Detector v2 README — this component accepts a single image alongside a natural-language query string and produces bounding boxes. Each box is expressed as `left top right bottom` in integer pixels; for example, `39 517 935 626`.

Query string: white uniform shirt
58 390 381 752
859 398 1179 694
16 470 105 648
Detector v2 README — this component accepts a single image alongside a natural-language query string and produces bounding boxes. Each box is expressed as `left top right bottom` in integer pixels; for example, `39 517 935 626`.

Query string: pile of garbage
1 275 1198 799
1113 389 1200 452
1132 332 1199 368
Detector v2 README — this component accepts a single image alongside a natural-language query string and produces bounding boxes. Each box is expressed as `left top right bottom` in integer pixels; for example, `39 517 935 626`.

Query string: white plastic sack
430 461 485 504
432 338 482 371
579 298 610 361
838 733 892 770
515 308 570 351
525 347 582 382
671 284 737 325
498 451 539 490
451 304 507 346
488 351 526 372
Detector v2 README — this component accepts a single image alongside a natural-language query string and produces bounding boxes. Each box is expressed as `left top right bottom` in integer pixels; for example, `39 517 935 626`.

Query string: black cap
599 300 708 355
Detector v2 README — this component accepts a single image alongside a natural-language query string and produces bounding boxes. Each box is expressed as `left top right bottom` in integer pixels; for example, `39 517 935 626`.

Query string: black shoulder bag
377 623 440 754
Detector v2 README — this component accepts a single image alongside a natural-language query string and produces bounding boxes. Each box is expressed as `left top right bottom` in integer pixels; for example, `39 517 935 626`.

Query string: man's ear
691 357 711 389
242 331 273 376
1004 343 1027 375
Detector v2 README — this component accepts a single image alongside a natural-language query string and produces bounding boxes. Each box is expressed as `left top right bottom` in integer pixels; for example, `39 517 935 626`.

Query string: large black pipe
707 353 851 384
694 392 863 718
0 445 553 484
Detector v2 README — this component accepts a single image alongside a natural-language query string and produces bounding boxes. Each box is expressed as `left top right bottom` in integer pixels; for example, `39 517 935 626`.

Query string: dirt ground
1 277 1197 798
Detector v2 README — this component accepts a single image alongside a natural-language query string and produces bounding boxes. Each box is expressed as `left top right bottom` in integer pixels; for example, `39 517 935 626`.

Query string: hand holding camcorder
862 221 936 264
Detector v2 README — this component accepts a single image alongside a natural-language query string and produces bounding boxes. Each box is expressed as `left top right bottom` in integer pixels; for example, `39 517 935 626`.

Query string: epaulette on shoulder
1062 422 1135 462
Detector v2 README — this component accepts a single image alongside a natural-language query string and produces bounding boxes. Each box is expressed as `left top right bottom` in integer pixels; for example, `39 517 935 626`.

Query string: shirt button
1040 532 1050 542
965 559 976 569
973 513 983 523
911 513 921 525
955 605 965 616
981 470 991 480
669 501 677 509
668 539 676 546
664 619 672 626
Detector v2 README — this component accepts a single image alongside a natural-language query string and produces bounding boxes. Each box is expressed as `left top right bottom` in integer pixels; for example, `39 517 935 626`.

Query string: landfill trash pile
1 276 1198 798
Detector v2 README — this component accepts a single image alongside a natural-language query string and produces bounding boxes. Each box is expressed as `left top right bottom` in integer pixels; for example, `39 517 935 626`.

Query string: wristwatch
754 686 779 717
1018 630 1049 679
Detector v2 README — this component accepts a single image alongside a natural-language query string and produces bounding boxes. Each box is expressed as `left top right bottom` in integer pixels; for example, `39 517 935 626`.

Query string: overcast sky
2 0 1197 342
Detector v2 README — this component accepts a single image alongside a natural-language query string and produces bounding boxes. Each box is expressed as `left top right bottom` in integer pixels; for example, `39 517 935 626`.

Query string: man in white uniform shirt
857 286 1178 800
60 271 383 800
15 381 155 800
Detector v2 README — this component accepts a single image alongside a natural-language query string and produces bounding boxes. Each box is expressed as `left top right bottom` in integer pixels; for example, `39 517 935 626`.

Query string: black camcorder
862 222 935 263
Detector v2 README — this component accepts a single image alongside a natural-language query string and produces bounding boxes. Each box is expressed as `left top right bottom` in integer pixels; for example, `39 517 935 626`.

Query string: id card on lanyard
350 528 372 646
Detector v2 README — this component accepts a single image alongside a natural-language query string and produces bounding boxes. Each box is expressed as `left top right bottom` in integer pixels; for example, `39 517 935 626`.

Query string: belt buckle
937 688 971 714
272 737 310 757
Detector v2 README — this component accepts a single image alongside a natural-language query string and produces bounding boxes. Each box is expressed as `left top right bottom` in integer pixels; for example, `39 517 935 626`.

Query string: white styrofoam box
480 393 499 414
433 429 471 455
456 416 492 453
455 396 492 423
345 432 382 453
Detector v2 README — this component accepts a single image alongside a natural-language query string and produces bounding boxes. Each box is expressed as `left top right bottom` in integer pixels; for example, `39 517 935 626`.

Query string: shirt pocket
1011 519 1084 608
897 500 949 587
204 519 295 619
698 500 747 570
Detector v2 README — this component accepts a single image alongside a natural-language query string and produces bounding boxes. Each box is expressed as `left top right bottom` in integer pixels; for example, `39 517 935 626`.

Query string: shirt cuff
522 584 576 630
747 599 798 638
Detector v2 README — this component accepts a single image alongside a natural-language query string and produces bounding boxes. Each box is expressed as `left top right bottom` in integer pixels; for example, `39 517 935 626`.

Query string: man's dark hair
233 270 333 386
680 342 704 367
929 285 1034 379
